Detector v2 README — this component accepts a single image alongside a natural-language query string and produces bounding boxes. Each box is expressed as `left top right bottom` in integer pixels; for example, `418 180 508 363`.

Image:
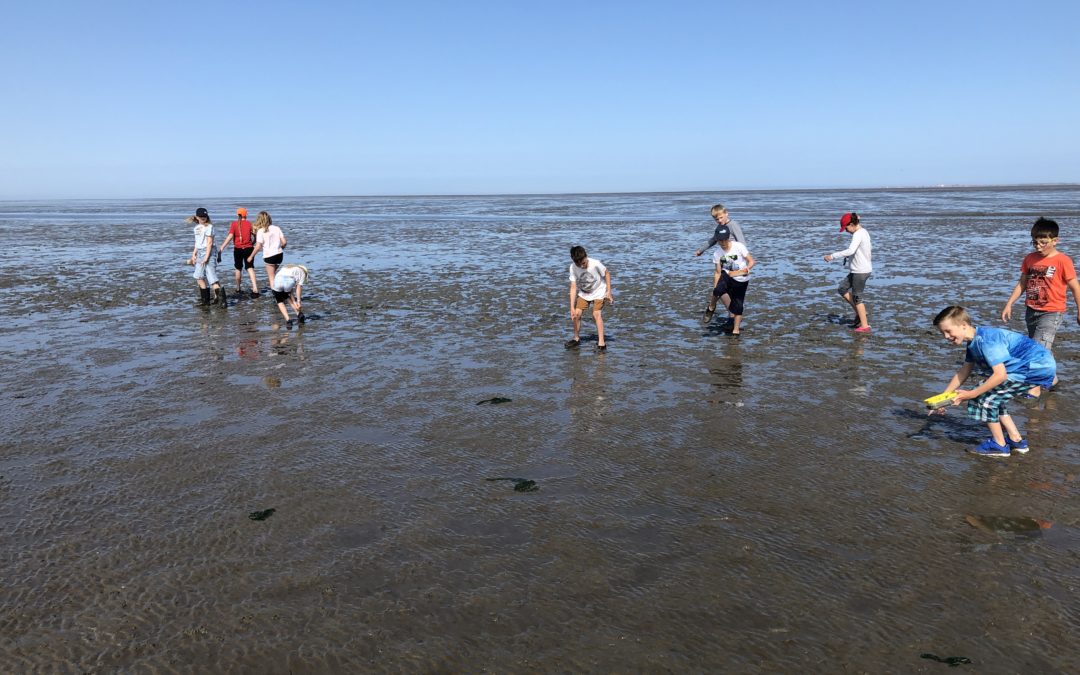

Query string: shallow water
2 186 1080 672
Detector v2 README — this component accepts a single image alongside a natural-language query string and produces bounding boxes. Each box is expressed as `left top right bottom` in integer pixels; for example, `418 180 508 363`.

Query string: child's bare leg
234 268 242 292
196 279 207 289
266 264 277 289
277 301 291 322
854 302 869 328
732 315 743 334
986 421 1006 446
998 414 1023 442
840 291 859 321
572 310 582 340
247 267 259 292
593 308 605 346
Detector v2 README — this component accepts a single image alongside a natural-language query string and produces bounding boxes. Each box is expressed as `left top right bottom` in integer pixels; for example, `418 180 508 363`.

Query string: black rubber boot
213 287 226 307
199 287 211 305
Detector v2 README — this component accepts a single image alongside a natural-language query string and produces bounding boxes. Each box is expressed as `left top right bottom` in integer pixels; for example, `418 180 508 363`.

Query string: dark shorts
838 272 871 304
1025 307 1064 349
713 272 749 316
264 253 284 266
234 247 255 270
273 289 292 303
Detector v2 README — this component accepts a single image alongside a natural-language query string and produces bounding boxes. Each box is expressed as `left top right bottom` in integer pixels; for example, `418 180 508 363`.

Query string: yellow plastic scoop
924 391 958 409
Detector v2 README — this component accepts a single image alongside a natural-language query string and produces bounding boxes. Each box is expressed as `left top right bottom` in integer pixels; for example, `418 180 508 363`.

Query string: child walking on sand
271 263 308 325
220 207 260 298
248 211 286 289
702 227 755 335
1000 217 1080 397
823 212 872 333
187 207 224 306
566 246 614 351
932 306 1056 457
694 203 747 257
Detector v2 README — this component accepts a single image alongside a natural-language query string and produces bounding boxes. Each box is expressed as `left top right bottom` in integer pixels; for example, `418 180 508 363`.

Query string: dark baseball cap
195 207 209 218
714 224 731 241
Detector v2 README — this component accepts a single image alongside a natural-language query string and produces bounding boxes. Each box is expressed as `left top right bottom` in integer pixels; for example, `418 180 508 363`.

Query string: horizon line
2 181 1078 204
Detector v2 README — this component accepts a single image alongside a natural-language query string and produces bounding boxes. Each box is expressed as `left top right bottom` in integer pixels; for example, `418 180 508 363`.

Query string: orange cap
237 207 248 217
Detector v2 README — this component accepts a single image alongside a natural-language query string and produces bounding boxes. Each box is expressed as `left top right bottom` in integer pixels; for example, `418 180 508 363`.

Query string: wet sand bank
2 189 1079 671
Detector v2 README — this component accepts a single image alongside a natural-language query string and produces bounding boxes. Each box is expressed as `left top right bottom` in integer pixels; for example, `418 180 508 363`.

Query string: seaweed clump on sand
248 508 276 521
920 653 972 667
477 397 512 405
486 477 538 492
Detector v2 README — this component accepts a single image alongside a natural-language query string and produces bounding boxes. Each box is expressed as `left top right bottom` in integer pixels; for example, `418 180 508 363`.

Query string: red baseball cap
237 207 248 217
839 212 857 231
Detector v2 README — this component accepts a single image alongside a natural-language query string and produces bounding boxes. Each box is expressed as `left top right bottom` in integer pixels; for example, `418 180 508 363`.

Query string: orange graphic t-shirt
1022 251 1076 312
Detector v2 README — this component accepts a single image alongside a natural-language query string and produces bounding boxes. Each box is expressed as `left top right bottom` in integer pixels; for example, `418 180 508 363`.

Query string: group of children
186 207 308 325
935 217 1079 457
565 207 1077 458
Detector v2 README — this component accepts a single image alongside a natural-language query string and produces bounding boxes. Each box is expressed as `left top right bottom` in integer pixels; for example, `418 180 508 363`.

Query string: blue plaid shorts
967 380 1034 423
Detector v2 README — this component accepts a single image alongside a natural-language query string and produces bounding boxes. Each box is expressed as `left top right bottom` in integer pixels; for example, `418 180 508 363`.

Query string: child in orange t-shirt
1001 217 1080 395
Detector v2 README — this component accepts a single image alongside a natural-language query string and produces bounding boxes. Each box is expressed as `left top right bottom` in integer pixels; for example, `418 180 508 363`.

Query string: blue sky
2 1 1078 199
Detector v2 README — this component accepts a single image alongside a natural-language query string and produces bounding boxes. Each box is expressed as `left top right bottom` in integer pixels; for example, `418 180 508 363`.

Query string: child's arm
202 233 213 264
604 268 613 303
713 261 722 288
695 234 718 257
729 252 755 277
280 232 287 250
1000 273 1028 323
943 361 973 393
248 241 262 262
569 281 580 316
1068 277 1080 326
220 229 235 253
825 241 857 262
952 363 1007 404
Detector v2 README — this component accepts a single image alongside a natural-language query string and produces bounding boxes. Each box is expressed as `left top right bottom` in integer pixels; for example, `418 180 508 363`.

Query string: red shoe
854 325 871 333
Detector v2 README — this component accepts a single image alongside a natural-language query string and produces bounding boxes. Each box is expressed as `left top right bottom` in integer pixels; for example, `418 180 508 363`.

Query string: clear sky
3 0 1078 199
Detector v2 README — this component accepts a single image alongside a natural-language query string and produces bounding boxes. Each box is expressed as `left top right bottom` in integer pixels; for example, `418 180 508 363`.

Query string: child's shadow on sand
702 316 735 337
893 407 975 444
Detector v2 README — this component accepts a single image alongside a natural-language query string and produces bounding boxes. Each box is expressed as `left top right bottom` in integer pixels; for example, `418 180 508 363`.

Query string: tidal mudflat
2 187 1078 672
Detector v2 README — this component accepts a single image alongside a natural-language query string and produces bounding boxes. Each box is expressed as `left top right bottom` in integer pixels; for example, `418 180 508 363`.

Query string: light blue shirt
965 326 1055 387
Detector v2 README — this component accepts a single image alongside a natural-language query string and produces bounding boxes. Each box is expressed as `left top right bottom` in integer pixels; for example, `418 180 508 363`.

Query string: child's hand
927 407 947 416
605 293 613 305
1001 305 1012 323
823 254 833 262
694 250 702 257
952 389 974 404
570 308 582 319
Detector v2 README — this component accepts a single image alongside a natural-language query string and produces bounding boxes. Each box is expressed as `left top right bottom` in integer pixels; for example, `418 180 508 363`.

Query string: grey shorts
838 272 871 304
1025 307 1064 349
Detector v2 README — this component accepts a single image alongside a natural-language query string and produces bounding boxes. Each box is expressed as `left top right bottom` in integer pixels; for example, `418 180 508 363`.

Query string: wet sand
2 188 1079 672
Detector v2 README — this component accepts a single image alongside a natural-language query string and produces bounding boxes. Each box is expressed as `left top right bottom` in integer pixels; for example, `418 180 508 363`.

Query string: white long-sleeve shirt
831 228 872 274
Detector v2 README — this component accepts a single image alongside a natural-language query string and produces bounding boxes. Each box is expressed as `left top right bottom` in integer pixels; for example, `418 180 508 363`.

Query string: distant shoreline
2 182 1079 203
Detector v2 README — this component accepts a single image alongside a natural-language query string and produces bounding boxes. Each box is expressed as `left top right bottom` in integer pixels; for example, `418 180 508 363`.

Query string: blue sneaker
1006 437 1029 454
969 438 1010 458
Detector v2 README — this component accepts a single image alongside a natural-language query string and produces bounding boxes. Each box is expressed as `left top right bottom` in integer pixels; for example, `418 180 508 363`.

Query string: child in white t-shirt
702 228 755 336
271 264 308 325
566 245 614 351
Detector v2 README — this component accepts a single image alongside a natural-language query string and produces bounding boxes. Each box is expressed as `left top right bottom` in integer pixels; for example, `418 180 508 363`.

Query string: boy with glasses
1001 217 1080 396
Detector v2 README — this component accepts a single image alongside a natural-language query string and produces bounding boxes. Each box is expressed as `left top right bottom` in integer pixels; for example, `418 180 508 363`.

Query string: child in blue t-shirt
932 306 1056 457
